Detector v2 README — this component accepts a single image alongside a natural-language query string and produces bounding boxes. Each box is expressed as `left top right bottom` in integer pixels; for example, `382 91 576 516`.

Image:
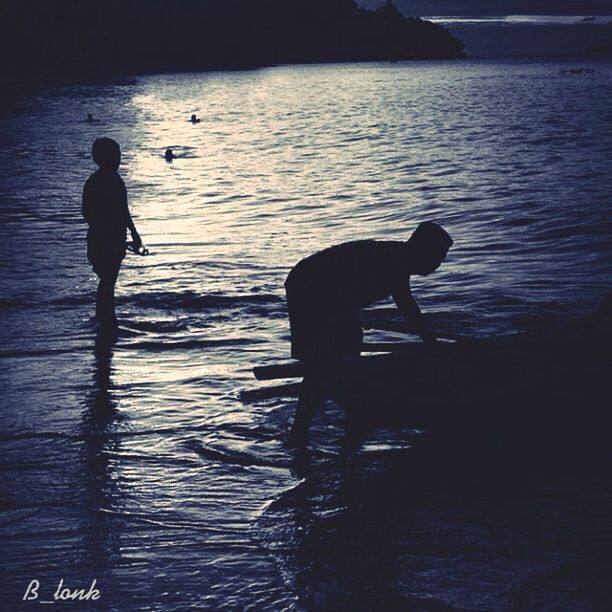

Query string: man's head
92 137 121 171
407 221 453 275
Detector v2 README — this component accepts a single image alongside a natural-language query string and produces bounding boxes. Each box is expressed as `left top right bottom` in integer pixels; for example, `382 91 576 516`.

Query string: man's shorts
285 284 363 360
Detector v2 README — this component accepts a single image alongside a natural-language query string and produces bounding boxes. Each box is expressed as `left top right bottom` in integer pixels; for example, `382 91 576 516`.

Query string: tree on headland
0 0 464 83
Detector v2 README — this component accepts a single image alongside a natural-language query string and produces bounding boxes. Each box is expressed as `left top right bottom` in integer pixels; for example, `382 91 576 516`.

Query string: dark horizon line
357 0 612 18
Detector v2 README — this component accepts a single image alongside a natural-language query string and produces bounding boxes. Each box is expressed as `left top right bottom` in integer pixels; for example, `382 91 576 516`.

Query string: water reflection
82 337 121 501
77 334 124 582
275 448 408 609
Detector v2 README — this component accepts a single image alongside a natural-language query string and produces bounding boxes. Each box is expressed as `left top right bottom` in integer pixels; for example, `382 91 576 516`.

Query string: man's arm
392 281 436 344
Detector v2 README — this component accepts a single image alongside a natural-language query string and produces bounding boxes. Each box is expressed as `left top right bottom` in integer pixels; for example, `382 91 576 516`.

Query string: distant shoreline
0 1 464 90
3 54 611 99
424 14 612 24
423 15 612 59
1 58 467 97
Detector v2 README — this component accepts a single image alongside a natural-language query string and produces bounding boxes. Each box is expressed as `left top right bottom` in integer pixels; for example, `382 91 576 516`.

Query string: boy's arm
392 281 436 344
82 180 93 224
121 179 142 248
126 209 142 248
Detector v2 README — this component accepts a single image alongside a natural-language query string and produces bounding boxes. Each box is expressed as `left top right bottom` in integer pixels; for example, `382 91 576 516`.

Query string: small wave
118 319 191 333
0 425 202 443
95 508 222 532
186 438 290 470
124 290 284 311
0 346 91 359
0 507 43 526
528 136 563 145
126 337 258 351
506 216 537 227
453 196 480 203
0 430 75 443
0 297 27 311
50 294 92 307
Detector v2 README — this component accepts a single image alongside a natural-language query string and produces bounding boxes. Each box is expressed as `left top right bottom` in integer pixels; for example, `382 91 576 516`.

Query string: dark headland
0 0 464 84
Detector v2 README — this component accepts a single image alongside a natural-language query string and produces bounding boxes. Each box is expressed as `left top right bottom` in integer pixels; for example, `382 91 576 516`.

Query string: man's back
285 240 407 309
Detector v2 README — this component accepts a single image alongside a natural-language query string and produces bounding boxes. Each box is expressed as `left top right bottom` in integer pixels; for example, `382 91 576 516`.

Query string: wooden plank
253 362 304 381
362 341 427 354
240 382 302 400
252 342 428 380
365 320 470 343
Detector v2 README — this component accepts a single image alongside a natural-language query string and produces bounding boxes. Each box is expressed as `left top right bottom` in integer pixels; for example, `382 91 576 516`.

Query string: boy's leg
96 262 121 325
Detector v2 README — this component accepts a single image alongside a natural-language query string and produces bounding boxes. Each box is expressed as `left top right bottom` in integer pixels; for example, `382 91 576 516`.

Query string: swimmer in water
190 114 200 123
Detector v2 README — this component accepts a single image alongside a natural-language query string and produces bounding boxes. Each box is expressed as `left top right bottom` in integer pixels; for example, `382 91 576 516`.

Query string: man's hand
420 329 438 345
393 285 437 344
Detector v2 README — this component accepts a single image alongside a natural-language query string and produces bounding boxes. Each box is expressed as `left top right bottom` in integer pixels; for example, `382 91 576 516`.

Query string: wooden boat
250 292 611 438
325 336 608 431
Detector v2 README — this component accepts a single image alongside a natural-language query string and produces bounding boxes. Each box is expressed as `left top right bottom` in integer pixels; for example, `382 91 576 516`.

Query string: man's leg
334 316 365 447
285 285 329 446
288 358 326 447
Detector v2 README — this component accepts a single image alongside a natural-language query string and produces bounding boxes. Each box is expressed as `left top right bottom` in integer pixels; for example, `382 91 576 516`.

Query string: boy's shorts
87 232 126 277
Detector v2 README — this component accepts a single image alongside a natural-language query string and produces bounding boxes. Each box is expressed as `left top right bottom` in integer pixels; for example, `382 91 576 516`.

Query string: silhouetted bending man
284 221 453 445
82 138 143 328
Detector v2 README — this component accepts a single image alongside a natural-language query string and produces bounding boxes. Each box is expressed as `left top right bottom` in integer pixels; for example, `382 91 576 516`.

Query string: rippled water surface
1 61 611 610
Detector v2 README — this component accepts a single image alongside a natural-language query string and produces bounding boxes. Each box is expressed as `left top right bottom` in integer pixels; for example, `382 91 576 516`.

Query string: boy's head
407 221 453 275
92 137 121 171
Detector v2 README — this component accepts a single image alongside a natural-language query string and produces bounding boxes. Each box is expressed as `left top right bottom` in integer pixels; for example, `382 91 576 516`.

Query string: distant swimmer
82 137 146 330
284 221 453 445
190 114 200 123
86 113 99 123
560 67 594 75
164 148 176 161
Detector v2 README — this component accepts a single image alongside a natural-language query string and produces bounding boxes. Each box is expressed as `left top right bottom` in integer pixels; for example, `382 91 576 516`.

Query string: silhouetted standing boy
82 138 143 328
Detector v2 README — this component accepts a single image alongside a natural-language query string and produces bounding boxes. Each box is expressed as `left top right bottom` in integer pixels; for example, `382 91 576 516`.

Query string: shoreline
4 53 612 99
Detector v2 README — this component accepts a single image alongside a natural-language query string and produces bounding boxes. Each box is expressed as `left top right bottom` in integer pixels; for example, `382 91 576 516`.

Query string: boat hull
321 337 610 435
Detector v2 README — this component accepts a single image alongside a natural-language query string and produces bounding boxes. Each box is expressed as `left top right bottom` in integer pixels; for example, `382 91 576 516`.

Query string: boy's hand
131 232 142 250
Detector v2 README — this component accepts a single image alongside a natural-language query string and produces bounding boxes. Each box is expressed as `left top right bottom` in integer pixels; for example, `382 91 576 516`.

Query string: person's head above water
164 148 175 161
406 221 453 275
92 137 121 171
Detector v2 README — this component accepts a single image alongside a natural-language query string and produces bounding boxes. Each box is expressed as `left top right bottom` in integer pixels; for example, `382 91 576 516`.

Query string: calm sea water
1 60 611 610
